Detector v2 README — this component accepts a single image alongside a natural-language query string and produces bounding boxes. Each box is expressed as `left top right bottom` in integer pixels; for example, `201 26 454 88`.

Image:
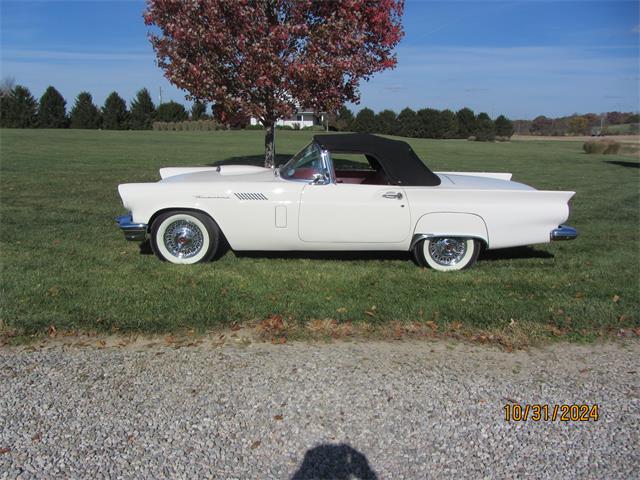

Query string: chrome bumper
116 214 147 242
550 225 578 241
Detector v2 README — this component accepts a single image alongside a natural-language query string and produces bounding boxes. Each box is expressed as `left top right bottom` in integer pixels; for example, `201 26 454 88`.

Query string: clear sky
1 0 638 119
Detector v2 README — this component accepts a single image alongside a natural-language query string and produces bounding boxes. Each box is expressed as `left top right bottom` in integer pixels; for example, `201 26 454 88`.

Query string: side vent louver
234 192 268 200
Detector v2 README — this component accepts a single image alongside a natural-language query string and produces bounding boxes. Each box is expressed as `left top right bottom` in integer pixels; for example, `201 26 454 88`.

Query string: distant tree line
0 83 210 129
330 106 514 141
514 112 640 136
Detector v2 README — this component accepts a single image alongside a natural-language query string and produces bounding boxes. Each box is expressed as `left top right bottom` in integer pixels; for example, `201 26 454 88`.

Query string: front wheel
413 237 480 271
150 211 222 264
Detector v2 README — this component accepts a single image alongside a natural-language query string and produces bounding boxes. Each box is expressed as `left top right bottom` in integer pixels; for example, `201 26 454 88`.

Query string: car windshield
279 142 326 181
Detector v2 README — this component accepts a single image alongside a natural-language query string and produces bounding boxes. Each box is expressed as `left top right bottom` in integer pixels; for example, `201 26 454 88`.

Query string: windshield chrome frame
279 142 334 185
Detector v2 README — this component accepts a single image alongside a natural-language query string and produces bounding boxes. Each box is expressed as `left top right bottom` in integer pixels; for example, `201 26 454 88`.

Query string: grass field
1 129 638 346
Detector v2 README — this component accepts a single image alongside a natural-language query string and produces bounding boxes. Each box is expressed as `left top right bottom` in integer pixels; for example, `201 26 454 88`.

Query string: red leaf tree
144 0 404 167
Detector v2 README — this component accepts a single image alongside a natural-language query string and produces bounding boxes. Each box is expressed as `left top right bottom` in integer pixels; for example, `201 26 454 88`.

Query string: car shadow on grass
603 160 639 169
141 241 553 263
290 443 378 480
234 250 410 262
479 246 554 261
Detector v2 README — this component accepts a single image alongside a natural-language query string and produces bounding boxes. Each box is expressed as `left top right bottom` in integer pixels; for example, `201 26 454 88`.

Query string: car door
298 183 410 243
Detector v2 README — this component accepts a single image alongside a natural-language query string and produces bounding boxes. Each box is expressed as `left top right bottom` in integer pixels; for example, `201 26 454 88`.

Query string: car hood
437 173 535 191
159 165 276 184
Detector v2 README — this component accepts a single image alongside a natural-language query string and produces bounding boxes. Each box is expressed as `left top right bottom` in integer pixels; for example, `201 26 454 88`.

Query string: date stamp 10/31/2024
504 404 600 422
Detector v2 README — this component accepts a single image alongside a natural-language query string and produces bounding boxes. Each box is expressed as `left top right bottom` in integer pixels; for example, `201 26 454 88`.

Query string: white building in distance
250 108 327 129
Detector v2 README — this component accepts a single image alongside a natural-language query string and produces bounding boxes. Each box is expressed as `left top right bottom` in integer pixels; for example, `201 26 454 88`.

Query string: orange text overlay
504 404 599 422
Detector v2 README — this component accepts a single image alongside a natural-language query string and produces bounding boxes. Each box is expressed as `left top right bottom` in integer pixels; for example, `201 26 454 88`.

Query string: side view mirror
311 172 329 185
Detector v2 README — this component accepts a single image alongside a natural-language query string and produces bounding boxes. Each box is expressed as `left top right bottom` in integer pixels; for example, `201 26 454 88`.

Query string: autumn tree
70 92 101 129
38 86 67 128
530 115 553 136
145 0 404 167
102 92 129 130
130 88 155 129
569 115 590 135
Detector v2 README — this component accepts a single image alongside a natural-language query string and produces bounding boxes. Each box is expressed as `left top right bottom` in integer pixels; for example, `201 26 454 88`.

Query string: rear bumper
116 214 147 242
550 225 578 241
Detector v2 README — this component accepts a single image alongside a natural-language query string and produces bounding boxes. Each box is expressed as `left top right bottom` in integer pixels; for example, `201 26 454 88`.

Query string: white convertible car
116 133 577 271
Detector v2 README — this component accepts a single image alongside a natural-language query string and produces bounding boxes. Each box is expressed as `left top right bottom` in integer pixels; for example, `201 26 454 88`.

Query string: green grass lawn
1 129 638 345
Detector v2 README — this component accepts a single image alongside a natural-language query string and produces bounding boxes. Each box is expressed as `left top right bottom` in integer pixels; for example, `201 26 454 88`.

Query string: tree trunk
264 124 276 168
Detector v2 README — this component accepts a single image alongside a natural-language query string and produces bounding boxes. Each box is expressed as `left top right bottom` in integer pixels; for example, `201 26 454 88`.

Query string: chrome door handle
382 192 403 200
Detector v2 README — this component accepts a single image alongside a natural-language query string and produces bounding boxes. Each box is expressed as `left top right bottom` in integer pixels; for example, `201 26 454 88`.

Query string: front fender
413 212 489 246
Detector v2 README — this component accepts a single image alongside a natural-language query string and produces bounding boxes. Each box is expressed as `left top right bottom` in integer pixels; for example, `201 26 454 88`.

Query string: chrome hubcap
163 220 204 258
428 238 467 266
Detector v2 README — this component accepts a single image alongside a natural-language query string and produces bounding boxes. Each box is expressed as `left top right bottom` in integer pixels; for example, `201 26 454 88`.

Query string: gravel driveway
1 339 638 479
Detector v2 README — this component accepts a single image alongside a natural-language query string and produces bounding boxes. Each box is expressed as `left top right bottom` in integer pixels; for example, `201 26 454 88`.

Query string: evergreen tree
129 88 155 129
494 114 514 137
474 112 495 141
102 92 129 130
375 109 397 135
416 108 440 138
334 106 354 131
439 109 458 138
38 86 67 128
396 107 419 138
190 100 207 120
155 101 189 122
0 85 38 128
352 107 376 133
456 107 476 138
70 92 101 129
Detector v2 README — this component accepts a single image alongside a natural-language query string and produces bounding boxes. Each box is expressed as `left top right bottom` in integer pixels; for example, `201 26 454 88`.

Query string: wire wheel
163 219 204 259
428 238 468 266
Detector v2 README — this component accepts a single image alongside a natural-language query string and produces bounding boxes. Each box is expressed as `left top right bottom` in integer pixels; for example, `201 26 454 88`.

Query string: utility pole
159 86 163 105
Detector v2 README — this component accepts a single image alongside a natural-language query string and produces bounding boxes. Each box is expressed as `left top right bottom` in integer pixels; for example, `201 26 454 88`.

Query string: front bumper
550 225 578 241
116 214 147 242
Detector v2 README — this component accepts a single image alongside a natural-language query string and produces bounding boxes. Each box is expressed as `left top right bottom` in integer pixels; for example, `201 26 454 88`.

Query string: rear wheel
413 237 480 271
150 211 221 264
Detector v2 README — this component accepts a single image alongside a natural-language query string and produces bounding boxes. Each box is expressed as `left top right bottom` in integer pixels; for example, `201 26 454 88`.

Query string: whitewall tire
150 211 221 264
413 237 480 271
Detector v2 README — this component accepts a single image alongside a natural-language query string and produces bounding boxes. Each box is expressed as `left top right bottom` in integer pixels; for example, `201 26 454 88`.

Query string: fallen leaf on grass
259 315 284 333
336 307 347 314
612 294 620 303
48 325 57 337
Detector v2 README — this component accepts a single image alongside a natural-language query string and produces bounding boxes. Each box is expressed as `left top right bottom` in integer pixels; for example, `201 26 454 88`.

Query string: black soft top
313 133 441 187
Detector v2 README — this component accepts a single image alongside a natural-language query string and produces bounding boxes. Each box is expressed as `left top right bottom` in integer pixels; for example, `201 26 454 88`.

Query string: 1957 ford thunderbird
116 133 577 271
